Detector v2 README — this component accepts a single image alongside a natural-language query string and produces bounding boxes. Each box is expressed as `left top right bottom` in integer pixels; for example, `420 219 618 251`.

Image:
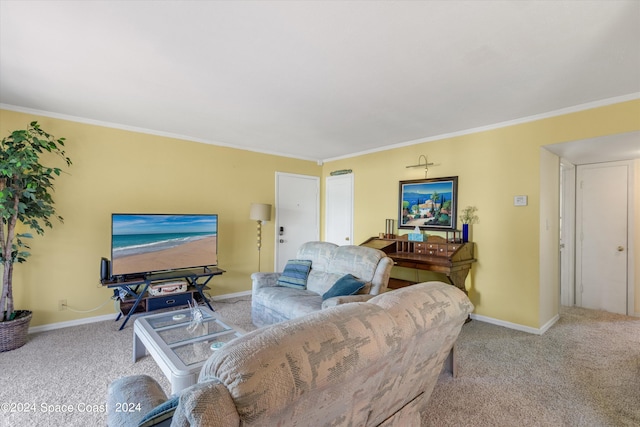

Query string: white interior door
325 173 354 246
275 172 320 272
575 161 631 314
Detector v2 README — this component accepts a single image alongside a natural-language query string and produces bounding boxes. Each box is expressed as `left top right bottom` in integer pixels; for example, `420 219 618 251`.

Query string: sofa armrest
370 256 394 294
107 375 168 427
251 272 281 291
321 294 375 309
172 379 240 427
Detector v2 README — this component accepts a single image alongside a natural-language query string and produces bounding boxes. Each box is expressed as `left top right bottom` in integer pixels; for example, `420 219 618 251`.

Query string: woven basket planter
0 310 32 352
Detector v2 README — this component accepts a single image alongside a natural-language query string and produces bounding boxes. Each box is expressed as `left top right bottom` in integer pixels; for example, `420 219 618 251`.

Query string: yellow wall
2 99 639 329
0 109 321 327
324 99 640 328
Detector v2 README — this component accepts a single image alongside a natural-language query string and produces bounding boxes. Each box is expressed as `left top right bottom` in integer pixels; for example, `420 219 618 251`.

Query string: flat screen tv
111 213 218 277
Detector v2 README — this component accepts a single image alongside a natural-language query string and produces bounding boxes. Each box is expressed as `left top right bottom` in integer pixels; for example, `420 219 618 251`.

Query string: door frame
559 160 576 307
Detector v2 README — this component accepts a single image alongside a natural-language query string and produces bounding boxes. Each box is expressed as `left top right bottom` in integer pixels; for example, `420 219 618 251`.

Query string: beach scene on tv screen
112 214 218 276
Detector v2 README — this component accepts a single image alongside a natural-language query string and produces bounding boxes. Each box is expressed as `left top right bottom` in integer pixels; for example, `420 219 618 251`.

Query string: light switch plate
514 195 528 206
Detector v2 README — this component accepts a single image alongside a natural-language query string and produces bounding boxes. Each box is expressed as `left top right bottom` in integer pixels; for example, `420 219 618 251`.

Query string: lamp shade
250 203 272 222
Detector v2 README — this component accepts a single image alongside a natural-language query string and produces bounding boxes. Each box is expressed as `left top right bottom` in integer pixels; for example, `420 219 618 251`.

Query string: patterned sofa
107 282 474 427
251 241 394 327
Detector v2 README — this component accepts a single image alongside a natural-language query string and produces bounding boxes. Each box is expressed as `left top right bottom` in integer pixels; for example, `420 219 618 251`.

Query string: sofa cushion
322 274 366 300
306 270 344 295
107 375 169 427
296 241 337 271
253 286 324 320
305 245 382 295
276 259 312 289
138 396 179 427
328 245 385 282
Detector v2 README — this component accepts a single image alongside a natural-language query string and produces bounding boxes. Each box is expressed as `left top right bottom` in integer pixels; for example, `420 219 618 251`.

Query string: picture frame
398 176 458 231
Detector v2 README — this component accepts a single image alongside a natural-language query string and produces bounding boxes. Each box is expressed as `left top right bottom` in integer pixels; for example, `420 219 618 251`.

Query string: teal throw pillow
138 396 179 427
322 274 366 300
277 259 312 289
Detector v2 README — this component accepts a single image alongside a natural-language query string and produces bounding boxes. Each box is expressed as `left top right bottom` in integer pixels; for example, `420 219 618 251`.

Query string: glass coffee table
133 306 243 394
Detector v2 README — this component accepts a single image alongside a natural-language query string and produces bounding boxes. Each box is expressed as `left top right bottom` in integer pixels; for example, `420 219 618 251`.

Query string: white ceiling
545 130 640 165
1 1 639 162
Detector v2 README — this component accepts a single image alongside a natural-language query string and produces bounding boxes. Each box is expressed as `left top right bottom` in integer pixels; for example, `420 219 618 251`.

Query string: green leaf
0 121 71 283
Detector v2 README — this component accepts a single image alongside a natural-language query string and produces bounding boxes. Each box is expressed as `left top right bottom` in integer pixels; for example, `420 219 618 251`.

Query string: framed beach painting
398 176 458 231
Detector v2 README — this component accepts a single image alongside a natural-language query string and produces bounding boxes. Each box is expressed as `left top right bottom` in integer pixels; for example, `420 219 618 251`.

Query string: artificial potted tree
0 121 71 351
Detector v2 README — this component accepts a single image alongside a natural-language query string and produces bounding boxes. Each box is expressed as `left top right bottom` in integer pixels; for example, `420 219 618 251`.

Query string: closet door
325 173 353 246
575 161 632 315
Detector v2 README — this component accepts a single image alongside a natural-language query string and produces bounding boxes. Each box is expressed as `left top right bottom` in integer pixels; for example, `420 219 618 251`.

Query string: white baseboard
28 291 252 334
470 313 560 335
29 313 116 334
209 290 252 300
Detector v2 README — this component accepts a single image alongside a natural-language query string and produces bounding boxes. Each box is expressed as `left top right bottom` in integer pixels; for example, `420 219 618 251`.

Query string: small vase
462 224 469 243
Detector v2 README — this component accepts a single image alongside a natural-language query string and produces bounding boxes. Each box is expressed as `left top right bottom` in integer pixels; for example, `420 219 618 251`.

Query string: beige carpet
0 298 638 426
424 306 640 426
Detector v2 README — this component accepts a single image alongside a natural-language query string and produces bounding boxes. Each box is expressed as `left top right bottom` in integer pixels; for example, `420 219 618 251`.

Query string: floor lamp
250 203 272 272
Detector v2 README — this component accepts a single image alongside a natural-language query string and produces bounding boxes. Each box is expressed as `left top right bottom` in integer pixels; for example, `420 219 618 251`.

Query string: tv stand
101 266 225 330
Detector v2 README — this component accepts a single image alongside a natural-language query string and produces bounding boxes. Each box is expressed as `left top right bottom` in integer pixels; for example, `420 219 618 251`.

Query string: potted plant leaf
0 121 71 351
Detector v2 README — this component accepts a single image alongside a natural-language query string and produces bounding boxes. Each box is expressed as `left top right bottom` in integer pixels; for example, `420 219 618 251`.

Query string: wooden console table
361 235 475 292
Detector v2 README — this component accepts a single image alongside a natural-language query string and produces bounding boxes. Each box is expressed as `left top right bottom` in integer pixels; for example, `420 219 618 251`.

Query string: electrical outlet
58 299 67 311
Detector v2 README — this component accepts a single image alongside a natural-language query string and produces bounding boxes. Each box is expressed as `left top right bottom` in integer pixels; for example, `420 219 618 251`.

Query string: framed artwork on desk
398 176 458 231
